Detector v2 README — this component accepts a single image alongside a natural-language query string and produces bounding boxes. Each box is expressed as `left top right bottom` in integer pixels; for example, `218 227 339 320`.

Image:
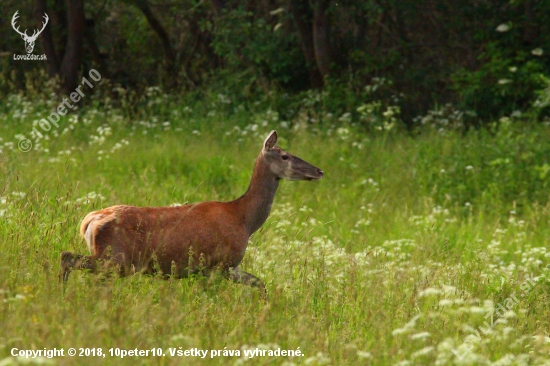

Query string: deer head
262 130 324 181
12 11 49 54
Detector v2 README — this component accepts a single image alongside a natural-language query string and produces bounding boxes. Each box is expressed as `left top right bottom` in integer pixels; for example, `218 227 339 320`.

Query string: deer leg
228 267 268 302
60 251 134 283
59 251 98 283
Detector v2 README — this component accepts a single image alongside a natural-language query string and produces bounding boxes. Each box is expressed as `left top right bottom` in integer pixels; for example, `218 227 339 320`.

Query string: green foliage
205 7 307 97
532 74 550 118
452 42 547 120
417 116 550 209
2 0 550 125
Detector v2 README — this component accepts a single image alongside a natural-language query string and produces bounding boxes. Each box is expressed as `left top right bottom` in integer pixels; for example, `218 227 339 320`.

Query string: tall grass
1 92 549 365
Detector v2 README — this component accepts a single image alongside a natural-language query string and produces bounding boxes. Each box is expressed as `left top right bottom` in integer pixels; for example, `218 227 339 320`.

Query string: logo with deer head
11 10 49 54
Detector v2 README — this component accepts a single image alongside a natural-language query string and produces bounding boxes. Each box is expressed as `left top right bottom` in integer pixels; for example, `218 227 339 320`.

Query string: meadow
1 89 550 365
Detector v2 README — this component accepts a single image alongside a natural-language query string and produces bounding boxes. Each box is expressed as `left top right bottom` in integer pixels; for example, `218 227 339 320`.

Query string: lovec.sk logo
11 10 48 60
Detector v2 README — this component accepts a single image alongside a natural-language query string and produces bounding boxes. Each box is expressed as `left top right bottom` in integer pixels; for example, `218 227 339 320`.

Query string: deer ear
263 130 278 151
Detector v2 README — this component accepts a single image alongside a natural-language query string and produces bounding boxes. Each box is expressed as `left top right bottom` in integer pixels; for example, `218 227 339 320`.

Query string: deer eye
282 155 289 160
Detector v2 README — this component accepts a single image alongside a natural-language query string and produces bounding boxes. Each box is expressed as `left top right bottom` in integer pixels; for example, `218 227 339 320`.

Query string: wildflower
411 332 431 340
496 24 510 32
419 288 442 297
411 346 434 358
439 299 453 306
357 351 372 359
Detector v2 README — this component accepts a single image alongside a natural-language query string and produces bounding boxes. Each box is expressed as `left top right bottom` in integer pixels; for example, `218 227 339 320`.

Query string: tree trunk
290 0 323 88
84 18 110 78
211 0 226 17
522 0 538 46
52 0 68 68
312 0 331 78
35 0 60 77
60 0 85 92
133 0 177 88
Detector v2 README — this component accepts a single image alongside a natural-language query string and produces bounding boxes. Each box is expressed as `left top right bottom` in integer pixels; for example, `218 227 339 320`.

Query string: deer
11 11 49 54
59 131 323 300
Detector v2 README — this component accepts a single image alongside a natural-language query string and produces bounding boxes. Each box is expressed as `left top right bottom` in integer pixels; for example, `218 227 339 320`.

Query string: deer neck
237 155 280 236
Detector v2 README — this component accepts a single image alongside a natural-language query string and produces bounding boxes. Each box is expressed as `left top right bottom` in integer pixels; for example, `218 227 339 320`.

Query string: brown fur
79 202 248 276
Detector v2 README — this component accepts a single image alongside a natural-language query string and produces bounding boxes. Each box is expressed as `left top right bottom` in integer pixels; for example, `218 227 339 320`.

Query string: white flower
532 48 543 56
411 346 434 358
496 23 510 32
411 332 431 340
392 327 410 336
419 288 442 297
336 127 350 140
304 352 330 365
442 285 456 293
439 299 453 306
356 351 372 359
468 306 486 314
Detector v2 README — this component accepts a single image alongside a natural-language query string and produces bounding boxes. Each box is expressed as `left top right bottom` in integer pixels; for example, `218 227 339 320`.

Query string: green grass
1 95 550 365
